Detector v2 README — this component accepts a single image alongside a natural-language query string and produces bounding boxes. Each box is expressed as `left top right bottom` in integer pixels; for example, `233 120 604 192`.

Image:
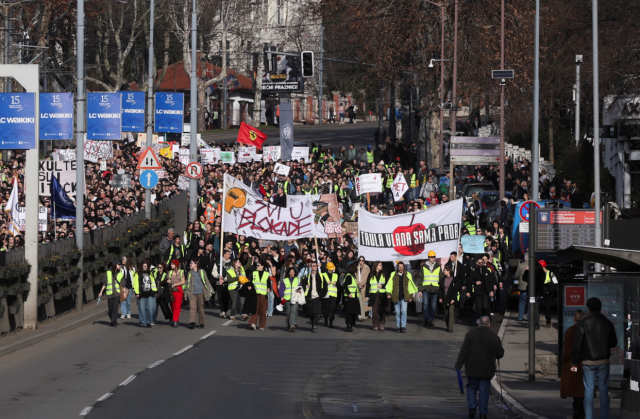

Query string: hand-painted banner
355 173 382 195
84 136 114 163
358 199 463 261
391 172 408 201
39 160 77 197
87 93 122 140
287 194 342 238
119 91 145 132
262 146 281 162
461 234 486 254
40 93 74 140
223 174 314 240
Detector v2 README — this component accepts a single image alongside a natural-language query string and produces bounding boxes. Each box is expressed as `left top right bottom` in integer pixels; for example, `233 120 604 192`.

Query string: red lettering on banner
238 202 312 236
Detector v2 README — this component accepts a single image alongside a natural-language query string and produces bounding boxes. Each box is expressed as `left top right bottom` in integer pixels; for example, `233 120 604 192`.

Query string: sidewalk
492 310 621 419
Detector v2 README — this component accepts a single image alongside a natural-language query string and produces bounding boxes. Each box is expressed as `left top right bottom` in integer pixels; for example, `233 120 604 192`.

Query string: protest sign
391 172 408 201
286 194 342 238
273 163 290 176
181 132 202 147
355 173 382 195
201 148 220 165
223 174 314 240
84 137 113 163
39 206 47 232
159 145 173 159
461 235 486 254
137 133 159 147
56 149 76 161
220 151 235 164
179 148 190 166
262 146 281 162
100 161 107 171
342 222 358 234
111 174 131 189
358 199 463 261
178 175 189 191
291 146 309 162
237 146 256 163
39 160 77 197
155 169 165 178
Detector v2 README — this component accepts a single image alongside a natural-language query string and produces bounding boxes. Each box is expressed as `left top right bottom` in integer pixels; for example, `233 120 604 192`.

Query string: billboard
40 93 74 140
120 91 145 132
87 93 122 140
0 93 36 149
262 53 304 93
155 92 184 133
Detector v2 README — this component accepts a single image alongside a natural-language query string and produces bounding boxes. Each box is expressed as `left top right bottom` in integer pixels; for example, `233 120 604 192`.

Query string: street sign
450 156 501 164
492 69 515 79
588 125 618 139
185 162 203 179
140 170 159 189
136 147 162 170
519 200 540 222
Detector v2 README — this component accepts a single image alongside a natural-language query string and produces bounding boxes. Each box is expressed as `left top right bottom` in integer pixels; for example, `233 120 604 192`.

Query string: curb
491 310 548 419
0 308 105 358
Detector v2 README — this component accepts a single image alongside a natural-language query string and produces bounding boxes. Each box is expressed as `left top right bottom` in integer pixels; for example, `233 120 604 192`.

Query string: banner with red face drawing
222 174 315 240
357 199 464 261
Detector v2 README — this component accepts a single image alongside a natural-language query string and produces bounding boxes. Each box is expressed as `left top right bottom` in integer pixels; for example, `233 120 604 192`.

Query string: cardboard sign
291 146 309 162
56 149 76 161
391 172 408 201
179 148 190 166
262 146 281 162
461 234 486 254
136 133 160 147
178 175 190 191
274 163 290 176
238 146 257 163
355 173 382 195
201 148 220 165
342 222 358 234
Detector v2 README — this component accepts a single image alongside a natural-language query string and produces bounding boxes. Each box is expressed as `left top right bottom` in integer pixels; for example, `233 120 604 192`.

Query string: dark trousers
572 397 585 419
474 294 491 320
249 294 268 329
345 313 357 327
216 284 230 313
321 297 337 323
308 298 321 326
371 296 386 329
542 294 553 324
107 296 119 323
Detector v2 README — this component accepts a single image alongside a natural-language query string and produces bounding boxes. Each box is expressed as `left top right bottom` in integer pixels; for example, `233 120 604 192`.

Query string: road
202 121 386 151
0 301 517 419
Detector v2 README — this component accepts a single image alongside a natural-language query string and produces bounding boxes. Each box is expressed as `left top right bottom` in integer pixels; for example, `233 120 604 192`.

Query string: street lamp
428 58 452 68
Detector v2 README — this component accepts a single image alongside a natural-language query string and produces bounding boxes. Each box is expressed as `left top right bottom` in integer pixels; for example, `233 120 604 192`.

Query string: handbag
119 286 129 303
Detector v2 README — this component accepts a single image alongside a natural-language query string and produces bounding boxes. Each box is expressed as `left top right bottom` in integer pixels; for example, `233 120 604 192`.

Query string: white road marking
173 345 193 356
119 375 136 386
222 320 233 326
80 407 93 415
148 360 165 369
96 393 112 402
200 330 217 339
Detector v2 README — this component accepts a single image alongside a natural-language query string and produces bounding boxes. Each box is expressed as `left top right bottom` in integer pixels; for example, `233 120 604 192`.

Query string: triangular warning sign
137 147 162 170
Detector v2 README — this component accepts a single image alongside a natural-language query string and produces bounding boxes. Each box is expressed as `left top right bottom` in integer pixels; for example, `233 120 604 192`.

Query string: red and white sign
185 162 203 179
549 211 601 224
519 200 540 222
391 172 408 201
355 173 382 195
565 286 586 306
136 147 162 170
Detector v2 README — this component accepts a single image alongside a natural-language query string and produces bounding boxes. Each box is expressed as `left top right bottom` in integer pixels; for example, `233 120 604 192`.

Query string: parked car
457 181 496 204
478 191 513 228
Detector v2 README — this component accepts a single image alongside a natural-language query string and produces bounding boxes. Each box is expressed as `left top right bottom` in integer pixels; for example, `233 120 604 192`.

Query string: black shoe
397 328 402 333
324 319 328 327
189 323 195 329
423 320 429 327
111 322 117 327
401 327 406 333
535 323 540 330
469 408 476 418
199 324 204 329
328 322 334 329
429 320 434 327
446 327 450 333
479 414 487 419
172 321 178 328
448 329 454 333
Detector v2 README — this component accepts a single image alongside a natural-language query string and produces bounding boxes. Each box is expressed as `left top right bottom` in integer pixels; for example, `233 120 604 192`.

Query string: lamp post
189 0 197 222
145 0 155 219
499 0 505 200
75 0 86 312
592 0 602 269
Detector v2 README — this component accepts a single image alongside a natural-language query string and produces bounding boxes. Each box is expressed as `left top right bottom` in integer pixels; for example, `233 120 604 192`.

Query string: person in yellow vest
133 260 157 328
168 259 185 328
281 267 302 332
463 213 477 235
225 258 248 321
237 275 257 330
342 264 361 332
184 259 213 329
408 167 419 201
205 200 217 224
438 264 462 333
417 250 444 327
539 260 558 328
98 261 124 327
303 261 328 333
320 262 339 328
248 260 270 330
365 262 387 331
385 262 418 333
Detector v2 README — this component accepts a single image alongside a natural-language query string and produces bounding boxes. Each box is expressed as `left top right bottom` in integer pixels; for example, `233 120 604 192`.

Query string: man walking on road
571 297 618 419
455 316 504 419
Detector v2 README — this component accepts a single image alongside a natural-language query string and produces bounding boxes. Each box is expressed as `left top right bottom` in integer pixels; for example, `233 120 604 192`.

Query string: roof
556 246 640 272
129 55 253 92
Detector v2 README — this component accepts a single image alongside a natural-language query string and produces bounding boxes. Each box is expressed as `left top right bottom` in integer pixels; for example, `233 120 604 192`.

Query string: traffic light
301 51 314 78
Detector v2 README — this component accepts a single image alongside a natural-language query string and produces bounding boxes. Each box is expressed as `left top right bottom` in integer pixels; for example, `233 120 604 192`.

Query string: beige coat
356 263 371 318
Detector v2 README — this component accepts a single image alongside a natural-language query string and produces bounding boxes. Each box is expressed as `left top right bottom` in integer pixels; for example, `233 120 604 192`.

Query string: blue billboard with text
154 92 183 133
0 93 36 149
87 93 122 140
40 93 74 140
119 91 145 132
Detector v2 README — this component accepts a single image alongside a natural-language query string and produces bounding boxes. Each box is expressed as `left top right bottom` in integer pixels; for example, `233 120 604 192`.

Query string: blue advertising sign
140 170 159 189
154 92 184 133
87 93 122 140
0 93 36 149
39 93 74 140
119 91 145 132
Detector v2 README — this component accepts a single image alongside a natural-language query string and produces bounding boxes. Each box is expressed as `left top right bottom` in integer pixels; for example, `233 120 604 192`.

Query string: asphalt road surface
0 297 517 419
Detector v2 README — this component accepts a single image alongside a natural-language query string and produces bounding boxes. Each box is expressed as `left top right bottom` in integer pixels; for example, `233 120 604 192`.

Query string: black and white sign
39 160 77 197
111 174 132 189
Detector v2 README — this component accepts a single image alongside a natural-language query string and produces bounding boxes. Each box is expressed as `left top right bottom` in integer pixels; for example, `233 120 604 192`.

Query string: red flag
237 122 267 149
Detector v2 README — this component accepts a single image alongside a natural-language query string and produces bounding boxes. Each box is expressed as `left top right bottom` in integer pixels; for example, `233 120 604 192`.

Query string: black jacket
438 276 462 307
572 312 618 366
301 272 327 301
469 267 494 297
455 326 505 379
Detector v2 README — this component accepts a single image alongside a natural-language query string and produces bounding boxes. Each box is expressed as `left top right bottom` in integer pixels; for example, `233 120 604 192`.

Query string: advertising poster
0 93 36 149
87 93 122 140
119 91 145 132
39 93 74 140
155 92 184 133
261 53 304 93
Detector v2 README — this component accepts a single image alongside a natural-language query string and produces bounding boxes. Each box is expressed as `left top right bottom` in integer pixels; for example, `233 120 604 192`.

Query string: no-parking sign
519 200 540 222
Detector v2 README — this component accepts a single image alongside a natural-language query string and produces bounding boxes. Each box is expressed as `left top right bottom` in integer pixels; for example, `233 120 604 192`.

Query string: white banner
181 132 202 147
291 146 309 162
137 133 159 147
56 149 76 161
178 175 189 191
355 173 382 195
39 160 77 197
179 148 190 166
238 146 257 163
286 194 342 238
84 138 114 163
201 148 220 165
391 172 408 201
357 199 463 261
223 174 314 240
262 146 281 162
273 163 290 176
39 206 47 232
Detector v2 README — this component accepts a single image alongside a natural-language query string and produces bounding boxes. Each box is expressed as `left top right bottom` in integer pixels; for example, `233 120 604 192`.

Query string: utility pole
145 0 155 219
592 0 602 270
439 4 445 167
189 0 197 222
528 0 541 383
499 0 505 200
75 0 85 312
318 23 323 125
450 0 458 138
575 55 582 147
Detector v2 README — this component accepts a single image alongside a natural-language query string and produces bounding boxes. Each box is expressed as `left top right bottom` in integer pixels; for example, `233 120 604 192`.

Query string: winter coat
572 312 618 366
561 324 585 398
455 326 504 379
237 281 257 315
342 274 362 315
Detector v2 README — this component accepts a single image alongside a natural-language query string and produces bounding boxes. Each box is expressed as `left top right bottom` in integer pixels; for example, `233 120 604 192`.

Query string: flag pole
54 200 57 241
219 177 226 280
